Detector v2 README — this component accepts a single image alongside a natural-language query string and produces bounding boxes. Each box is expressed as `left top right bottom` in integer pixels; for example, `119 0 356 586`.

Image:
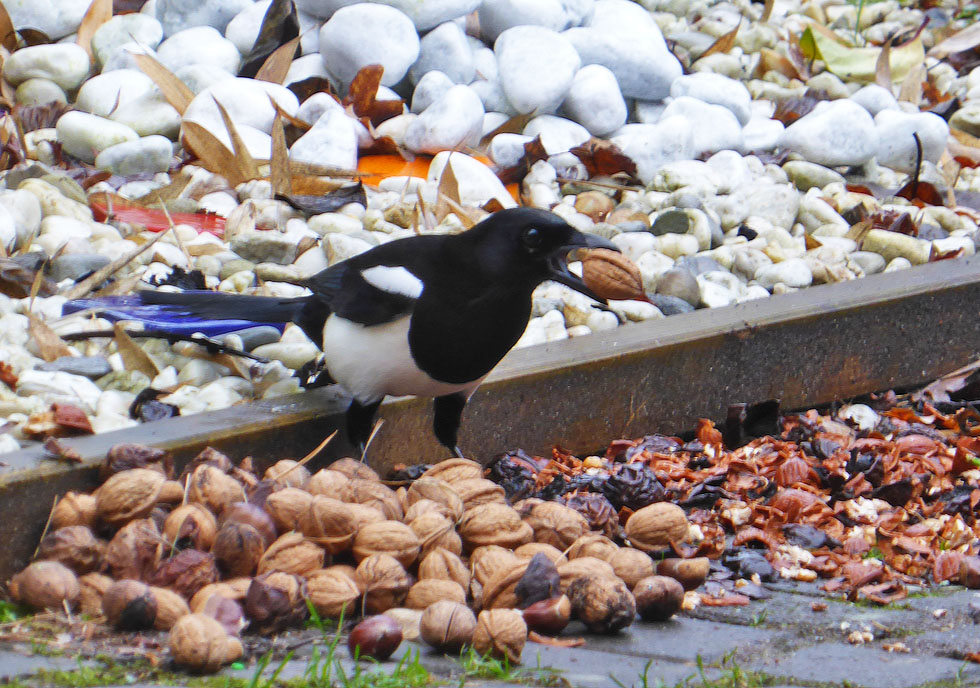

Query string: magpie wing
303 260 419 327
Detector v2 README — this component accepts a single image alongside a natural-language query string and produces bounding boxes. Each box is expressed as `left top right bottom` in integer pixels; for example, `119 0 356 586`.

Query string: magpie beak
546 233 619 304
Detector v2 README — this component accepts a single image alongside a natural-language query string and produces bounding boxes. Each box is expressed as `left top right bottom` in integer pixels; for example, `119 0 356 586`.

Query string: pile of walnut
7 444 710 673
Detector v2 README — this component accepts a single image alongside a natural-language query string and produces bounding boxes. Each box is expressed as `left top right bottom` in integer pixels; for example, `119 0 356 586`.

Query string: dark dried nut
356 553 412 614
624 503 689 553
352 520 420 567
211 522 266 578
420 600 476 653
187 464 244 516
522 502 589 550
35 526 105 574
633 575 684 621
418 548 471 591
582 247 644 301
78 572 113 616
420 458 483 486
169 613 243 674
264 459 311 489
220 502 277 547
151 549 219 599
50 492 97 530
263 487 313 533
102 444 172 480
163 504 218 551
406 478 464 522
452 478 507 511
960 555 980 589
608 548 656 589
183 447 234 475
470 545 519 587
307 469 350 497
562 492 619 540
603 464 666 511
258 532 325 577
150 585 191 630
558 557 616 593
9 561 79 610
300 496 357 554
103 579 157 630
348 615 402 661
409 511 461 557
404 579 466 609
522 595 571 636
330 457 380 481
515 553 561 608
568 576 636 633
190 578 251 612
307 568 361 619
345 479 403 520
459 503 533 552
473 609 527 665
105 518 163 581
244 571 308 635
658 557 709 591
566 534 618 562
202 594 247 635
96 469 168 527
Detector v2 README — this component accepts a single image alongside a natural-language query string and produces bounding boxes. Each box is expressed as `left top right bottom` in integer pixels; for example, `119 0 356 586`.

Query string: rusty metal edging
1 254 980 581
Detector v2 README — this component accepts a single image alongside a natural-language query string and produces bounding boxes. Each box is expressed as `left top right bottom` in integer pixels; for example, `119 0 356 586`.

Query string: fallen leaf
239 0 298 79
570 139 637 179
0 360 17 388
699 20 741 60
874 36 894 89
213 97 261 178
344 64 404 126
43 436 82 461
528 631 585 647
478 112 535 147
27 313 72 361
133 52 193 114
114 322 161 377
928 21 980 58
0 0 16 52
76 0 112 63
270 112 290 196
800 25 924 84
276 182 367 215
254 35 300 84
755 48 804 81
181 121 251 186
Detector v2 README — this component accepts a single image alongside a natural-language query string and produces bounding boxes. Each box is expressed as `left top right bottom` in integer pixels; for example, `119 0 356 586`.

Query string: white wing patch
361 265 424 299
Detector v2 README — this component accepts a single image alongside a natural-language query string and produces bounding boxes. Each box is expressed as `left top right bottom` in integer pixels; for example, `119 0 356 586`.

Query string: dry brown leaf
699 19 741 60
478 112 534 147
760 0 775 22
288 175 347 195
270 112 290 196
755 48 803 81
181 121 249 186
874 37 894 90
928 22 980 58
133 52 194 115
213 97 261 178
0 1 16 52
897 63 924 105
76 0 112 63
255 36 300 84
288 158 359 177
27 313 72 362
113 322 160 377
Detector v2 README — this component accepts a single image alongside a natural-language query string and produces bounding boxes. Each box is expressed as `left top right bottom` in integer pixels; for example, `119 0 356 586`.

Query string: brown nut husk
211 521 266 578
307 469 350 497
420 458 483 485
355 553 412 614
624 503 690 553
581 248 644 300
352 520 420 567
264 459 311 489
522 595 571 635
607 548 656 589
300 496 357 554
244 571 308 634
150 585 191 630
190 578 251 612
558 556 616 593
345 480 403 521
514 543 567 565
329 457 380 481
633 575 685 621
568 576 636 633
187 464 244 516
50 492 97 530
10 561 79 611
658 557 710 591
35 526 105 575
522 502 589 550
105 518 163 581
96 469 168 527
257 532 325 577
405 579 466 609
419 548 471 591
567 534 619 562
470 545 519 587
409 511 462 557
102 444 172 480
420 600 476 653
169 613 243 674
151 549 220 599
307 568 361 619
459 503 533 552
451 478 507 511
220 502 277 547
78 572 113 616
102 579 157 630
405 478 463 522
163 503 218 552
472 609 527 665
348 615 402 661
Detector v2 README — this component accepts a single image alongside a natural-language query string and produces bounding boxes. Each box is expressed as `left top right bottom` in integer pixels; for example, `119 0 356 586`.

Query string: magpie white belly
321 314 483 403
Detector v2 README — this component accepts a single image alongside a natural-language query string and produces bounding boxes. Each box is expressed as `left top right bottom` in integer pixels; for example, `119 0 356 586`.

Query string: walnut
150 586 191 630
50 492 97 530
383 607 423 641
409 512 462 557
300 496 357 554
557 557 616 593
190 578 251 612
169 613 243 673
307 469 350 497
10 561 79 611
78 572 113 616
329 457 379 481
567 534 619 561
522 502 589 550
102 443 172 479
514 543 567 565
187 464 244 516
352 520 420 567
163 504 218 552
420 600 476 653
405 478 463 522
106 518 163 581
150 549 220 599
347 503 386 529
459 503 533 552
257 532 325 577
451 479 507 511
263 459 311 489
211 522 265 578
220 502 277 546
581 247 644 300
263 487 313 533
95 469 168 527
472 609 527 664
102 579 156 629
244 571 308 634
470 545 519 587
607 548 656 589
344 480 403 521
658 557 710 591
568 576 636 633
355 554 412 614
420 458 483 485
35 526 104 575
307 568 361 619
482 558 530 609
418 548 471 591
624 503 690 553
404 499 442 522
404 579 466 609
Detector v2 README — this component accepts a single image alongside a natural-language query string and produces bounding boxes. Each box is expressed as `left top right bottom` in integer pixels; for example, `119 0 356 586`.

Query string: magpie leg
345 398 382 457
433 392 467 456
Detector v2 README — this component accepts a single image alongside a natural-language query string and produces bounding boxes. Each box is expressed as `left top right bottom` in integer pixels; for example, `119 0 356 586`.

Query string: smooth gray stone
38 355 113 379
224 326 284 351
645 292 695 315
655 267 700 306
676 255 725 275
651 208 690 236
47 253 111 281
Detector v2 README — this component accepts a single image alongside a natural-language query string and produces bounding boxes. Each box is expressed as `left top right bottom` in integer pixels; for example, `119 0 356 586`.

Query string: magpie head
473 207 620 302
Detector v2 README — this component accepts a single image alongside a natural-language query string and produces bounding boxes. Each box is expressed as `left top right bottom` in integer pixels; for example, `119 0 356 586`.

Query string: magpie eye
522 227 543 249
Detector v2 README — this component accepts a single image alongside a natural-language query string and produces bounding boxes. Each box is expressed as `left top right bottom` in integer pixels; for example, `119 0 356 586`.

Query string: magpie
139 207 617 456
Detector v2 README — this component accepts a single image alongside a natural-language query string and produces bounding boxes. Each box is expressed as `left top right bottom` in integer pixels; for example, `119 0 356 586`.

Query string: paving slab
529 644 716 688
0 649 89 679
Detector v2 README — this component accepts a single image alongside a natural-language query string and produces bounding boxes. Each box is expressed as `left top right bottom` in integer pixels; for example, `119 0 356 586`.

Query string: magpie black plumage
139 207 617 455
